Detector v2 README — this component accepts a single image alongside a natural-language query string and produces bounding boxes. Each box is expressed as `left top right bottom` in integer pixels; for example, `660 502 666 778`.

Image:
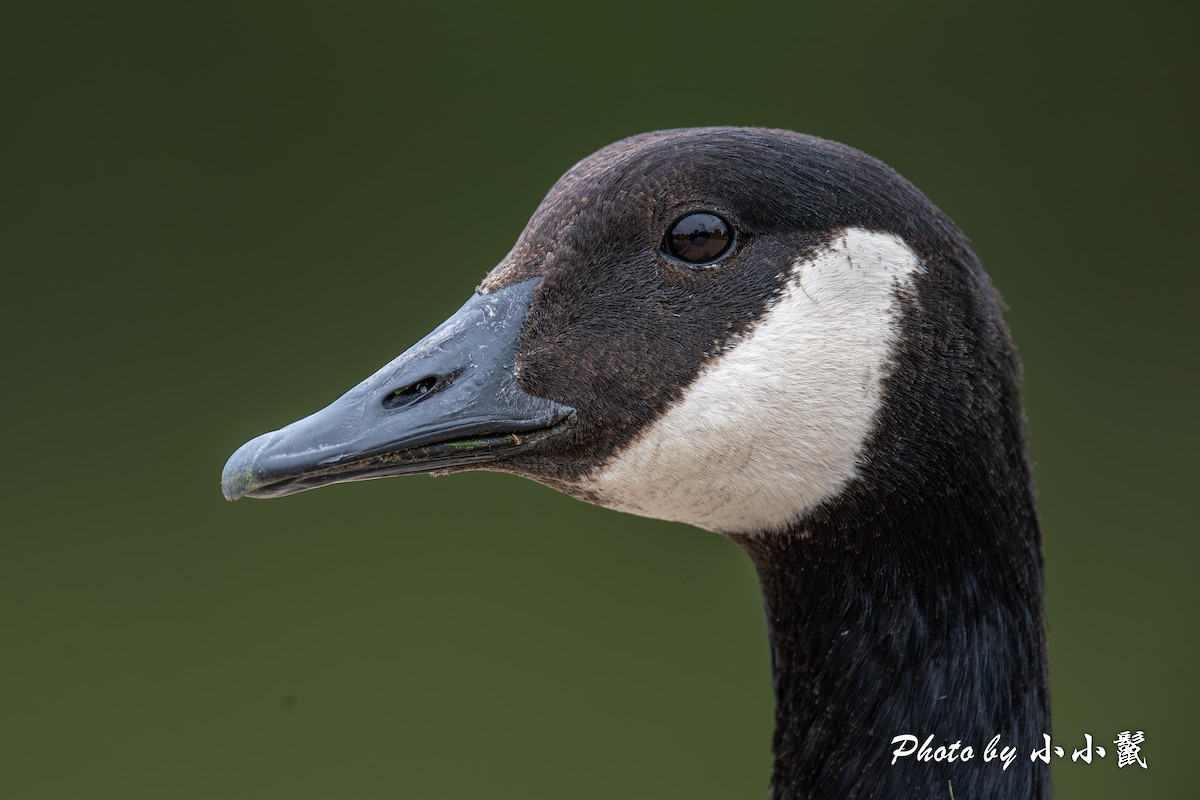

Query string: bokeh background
3 2 1195 798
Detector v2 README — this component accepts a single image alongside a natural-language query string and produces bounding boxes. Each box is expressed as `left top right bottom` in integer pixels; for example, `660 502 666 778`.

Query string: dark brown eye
663 212 733 265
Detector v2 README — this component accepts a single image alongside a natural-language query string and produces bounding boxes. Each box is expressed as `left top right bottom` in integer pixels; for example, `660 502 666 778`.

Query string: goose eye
664 212 733 265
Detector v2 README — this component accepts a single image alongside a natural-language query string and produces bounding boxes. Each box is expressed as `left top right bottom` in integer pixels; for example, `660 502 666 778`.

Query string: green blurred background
2 1 1195 797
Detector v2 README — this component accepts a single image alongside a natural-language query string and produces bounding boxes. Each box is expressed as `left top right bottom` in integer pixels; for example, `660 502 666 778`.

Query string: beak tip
221 461 251 502
221 483 246 502
221 434 270 502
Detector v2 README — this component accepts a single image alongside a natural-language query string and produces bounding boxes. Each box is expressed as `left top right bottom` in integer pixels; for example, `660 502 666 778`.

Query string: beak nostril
382 376 439 410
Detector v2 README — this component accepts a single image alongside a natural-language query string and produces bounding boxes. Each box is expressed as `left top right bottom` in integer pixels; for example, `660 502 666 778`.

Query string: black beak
221 277 575 500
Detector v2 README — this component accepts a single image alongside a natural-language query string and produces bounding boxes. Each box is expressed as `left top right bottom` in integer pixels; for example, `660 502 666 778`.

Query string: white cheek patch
582 227 922 535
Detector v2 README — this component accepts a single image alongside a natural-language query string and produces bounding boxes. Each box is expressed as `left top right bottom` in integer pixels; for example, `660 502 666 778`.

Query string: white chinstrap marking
583 228 922 534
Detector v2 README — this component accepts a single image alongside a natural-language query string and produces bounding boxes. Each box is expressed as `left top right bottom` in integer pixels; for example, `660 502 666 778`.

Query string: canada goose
222 128 1048 799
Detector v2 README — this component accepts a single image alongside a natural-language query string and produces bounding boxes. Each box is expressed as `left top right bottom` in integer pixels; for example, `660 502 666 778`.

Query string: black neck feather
732 475 1048 799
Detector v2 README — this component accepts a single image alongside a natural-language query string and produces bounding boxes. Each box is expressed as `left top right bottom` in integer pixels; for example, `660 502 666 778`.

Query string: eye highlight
663 212 733 265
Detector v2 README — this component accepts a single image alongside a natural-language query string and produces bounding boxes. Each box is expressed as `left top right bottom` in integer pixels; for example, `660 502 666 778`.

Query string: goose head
222 127 1048 799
